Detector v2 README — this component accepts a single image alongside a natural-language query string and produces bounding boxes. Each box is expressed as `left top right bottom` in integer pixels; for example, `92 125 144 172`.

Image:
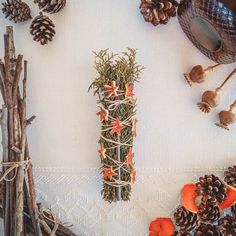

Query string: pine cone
195 223 222 236
231 204 236 218
30 12 55 45
224 166 236 187
217 215 236 235
2 0 31 23
34 0 66 14
198 198 221 223
173 230 191 236
174 206 198 232
139 0 179 26
196 174 227 203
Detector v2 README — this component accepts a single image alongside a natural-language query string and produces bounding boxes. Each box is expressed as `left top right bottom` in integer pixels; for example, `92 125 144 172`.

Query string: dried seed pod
216 100 236 130
197 89 221 113
30 12 55 45
2 0 32 23
184 64 221 87
225 166 236 188
139 0 179 26
34 0 66 14
197 68 236 113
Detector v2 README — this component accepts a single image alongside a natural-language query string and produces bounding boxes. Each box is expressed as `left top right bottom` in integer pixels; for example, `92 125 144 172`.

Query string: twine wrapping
0 159 31 182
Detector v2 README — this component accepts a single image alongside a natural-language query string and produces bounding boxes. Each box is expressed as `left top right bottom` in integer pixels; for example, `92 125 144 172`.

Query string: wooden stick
4 26 16 236
26 140 43 236
15 60 26 236
0 105 8 220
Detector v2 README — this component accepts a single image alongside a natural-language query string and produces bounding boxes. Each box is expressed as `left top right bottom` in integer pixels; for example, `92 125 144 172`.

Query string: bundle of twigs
0 26 76 236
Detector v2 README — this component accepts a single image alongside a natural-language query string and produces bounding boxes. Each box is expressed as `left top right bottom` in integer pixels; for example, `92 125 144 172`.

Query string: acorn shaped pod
184 63 221 87
216 100 236 130
197 89 221 113
178 0 236 64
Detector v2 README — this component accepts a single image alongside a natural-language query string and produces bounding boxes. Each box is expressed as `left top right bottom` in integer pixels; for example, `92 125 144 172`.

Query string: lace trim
33 167 226 235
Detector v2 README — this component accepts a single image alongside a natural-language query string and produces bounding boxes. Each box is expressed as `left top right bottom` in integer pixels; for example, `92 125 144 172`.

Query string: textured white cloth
0 0 236 235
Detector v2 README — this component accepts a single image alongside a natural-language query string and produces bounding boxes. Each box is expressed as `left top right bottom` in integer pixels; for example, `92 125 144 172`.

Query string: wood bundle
0 26 76 236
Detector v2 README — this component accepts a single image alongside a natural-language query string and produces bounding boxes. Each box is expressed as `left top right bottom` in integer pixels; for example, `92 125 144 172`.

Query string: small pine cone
173 230 191 236
2 0 31 23
30 12 55 45
198 198 221 223
196 174 227 203
224 166 236 188
34 0 66 14
217 215 236 235
196 223 222 236
139 0 179 26
174 206 198 232
232 204 236 218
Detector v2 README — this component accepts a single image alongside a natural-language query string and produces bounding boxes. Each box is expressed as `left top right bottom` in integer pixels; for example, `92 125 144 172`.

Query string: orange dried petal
181 183 198 213
149 218 174 236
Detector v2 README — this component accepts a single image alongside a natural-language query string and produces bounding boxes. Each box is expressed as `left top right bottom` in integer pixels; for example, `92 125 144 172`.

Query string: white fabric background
0 0 236 235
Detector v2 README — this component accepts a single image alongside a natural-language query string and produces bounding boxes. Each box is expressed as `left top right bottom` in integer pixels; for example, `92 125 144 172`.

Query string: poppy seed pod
184 64 221 87
197 68 236 113
197 89 221 113
216 100 236 130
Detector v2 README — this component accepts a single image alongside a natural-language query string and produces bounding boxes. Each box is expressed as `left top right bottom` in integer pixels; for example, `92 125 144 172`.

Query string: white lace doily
34 167 226 235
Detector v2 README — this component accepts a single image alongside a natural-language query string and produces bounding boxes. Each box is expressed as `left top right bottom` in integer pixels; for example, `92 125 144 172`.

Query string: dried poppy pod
197 89 221 113
197 68 236 113
216 100 236 131
184 63 221 87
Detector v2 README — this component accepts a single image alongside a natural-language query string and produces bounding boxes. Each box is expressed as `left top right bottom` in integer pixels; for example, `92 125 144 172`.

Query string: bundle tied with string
0 26 76 236
89 49 144 202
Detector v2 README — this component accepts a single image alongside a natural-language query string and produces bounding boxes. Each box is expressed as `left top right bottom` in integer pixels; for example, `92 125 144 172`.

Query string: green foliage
89 48 144 202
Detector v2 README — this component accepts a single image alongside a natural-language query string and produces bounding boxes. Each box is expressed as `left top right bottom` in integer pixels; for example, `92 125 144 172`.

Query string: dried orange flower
110 119 125 135
103 167 117 180
104 81 118 98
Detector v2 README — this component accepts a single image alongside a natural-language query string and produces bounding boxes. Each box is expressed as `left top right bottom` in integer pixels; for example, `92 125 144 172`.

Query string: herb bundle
89 49 144 202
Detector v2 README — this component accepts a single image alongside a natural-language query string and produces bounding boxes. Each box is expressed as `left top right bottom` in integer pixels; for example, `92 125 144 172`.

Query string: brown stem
218 68 236 90
15 60 26 236
229 100 236 112
12 55 23 106
204 63 222 72
4 26 16 236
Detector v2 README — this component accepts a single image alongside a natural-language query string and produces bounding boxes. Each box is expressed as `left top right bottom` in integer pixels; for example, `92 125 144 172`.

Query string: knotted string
0 159 31 182
39 207 72 236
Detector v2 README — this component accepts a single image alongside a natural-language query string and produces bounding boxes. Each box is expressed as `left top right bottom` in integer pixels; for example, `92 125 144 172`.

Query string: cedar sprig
89 48 144 202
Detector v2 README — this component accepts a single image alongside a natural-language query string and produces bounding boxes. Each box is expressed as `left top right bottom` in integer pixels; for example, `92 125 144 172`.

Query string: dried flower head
216 100 236 130
197 68 236 114
197 89 221 113
184 64 221 87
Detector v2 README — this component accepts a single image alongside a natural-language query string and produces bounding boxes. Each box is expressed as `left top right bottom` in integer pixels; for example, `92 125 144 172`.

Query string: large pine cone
195 223 222 236
139 0 178 26
174 206 198 232
2 0 31 23
198 198 221 223
225 166 236 187
196 174 227 203
34 0 66 14
30 12 55 45
217 215 236 235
